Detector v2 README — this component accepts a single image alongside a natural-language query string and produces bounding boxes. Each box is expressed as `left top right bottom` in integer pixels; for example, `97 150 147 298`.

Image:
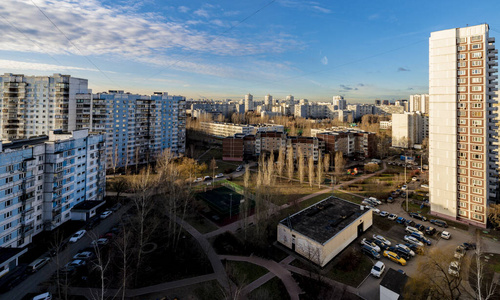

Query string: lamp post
229 193 233 220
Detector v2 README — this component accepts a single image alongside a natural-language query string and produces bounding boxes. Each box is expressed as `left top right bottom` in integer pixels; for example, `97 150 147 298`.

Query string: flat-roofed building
277 197 372 267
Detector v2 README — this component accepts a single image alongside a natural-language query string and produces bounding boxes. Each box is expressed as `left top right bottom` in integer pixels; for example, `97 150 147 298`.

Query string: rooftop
279 197 370 244
380 268 409 295
72 200 106 211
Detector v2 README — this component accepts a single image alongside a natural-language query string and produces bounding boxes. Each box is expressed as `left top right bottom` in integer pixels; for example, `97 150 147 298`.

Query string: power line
145 0 277 80
30 0 119 87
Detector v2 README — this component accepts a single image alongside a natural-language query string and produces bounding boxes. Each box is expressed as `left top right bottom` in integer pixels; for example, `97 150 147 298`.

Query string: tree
210 157 217 185
364 163 380 173
489 203 500 230
287 146 294 181
298 147 304 184
317 152 323 188
277 147 285 181
404 245 465 300
468 230 498 300
334 151 345 178
323 153 330 174
308 155 315 187
111 176 128 202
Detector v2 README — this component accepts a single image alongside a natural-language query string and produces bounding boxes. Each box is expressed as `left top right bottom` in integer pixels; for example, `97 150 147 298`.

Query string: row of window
457 44 483 51
458 61 483 68
458 69 483 75
457 35 483 43
458 210 484 221
458 185 483 194
458 160 484 168
458 77 483 84
458 94 484 101
458 103 483 109
458 169 483 176
458 86 483 92
458 143 483 150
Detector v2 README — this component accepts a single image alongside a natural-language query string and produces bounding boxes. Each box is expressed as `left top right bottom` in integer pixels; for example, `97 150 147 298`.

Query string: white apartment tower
429 24 498 227
244 93 253 112
333 95 347 110
409 94 429 114
264 94 273 110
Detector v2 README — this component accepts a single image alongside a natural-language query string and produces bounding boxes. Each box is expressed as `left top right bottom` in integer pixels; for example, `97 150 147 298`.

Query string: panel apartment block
429 24 498 227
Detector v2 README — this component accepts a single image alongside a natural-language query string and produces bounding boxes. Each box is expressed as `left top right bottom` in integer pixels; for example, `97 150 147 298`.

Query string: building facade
391 112 428 148
312 128 377 158
0 73 89 141
429 24 498 227
0 129 105 248
409 94 429 114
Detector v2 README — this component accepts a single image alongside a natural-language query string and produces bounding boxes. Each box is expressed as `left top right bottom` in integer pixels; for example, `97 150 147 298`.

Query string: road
2 207 128 300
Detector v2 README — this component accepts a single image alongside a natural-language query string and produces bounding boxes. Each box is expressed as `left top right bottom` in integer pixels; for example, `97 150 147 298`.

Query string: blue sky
1 0 500 102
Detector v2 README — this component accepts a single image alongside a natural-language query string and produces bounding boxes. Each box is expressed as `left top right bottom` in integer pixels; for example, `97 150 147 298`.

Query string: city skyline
1 1 500 101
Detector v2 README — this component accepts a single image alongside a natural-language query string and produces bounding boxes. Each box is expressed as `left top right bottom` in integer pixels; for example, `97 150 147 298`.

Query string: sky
1 0 500 103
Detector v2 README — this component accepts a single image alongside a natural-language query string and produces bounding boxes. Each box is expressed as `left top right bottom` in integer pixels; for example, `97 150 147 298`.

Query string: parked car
203 176 212 181
362 200 372 206
73 251 95 260
388 214 398 221
383 251 407 266
414 223 425 231
373 239 390 251
373 234 391 246
236 165 243 172
425 226 437 236
410 232 431 245
401 185 407 190
408 212 427 221
430 219 448 228
369 197 382 205
462 242 477 250
110 203 122 212
404 235 424 247
214 173 224 179
420 184 429 188
91 238 109 247
27 257 51 273
388 247 412 261
454 246 466 259
361 245 381 259
86 216 100 230
379 211 389 217
395 244 415 257
449 261 461 277
405 226 423 236
371 261 386 278
404 219 416 227
33 292 52 300
193 178 203 183
387 197 394 203
100 210 113 219
396 217 406 224
441 231 451 240
64 259 86 270
361 238 380 252
412 176 417 181
371 207 381 214
69 230 86 243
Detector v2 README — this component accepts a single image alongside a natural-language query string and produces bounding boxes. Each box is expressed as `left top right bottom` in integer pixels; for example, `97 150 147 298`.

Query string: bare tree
468 231 498 300
287 146 294 181
334 151 345 179
210 157 217 185
323 153 330 174
89 232 111 300
298 147 304 184
308 155 314 188
277 147 285 181
317 152 323 188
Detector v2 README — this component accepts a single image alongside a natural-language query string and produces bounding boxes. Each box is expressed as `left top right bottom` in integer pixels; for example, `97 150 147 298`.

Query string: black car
361 245 381 259
409 212 428 221
373 239 390 251
462 242 477 250
414 223 425 231
387 247 411 261
425 226 436 235
430 219 448 228
404 219 416 227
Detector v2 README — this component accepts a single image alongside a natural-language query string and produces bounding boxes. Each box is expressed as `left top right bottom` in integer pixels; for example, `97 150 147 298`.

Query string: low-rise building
312 128 377 158
380 268 409 300
277 197 372 267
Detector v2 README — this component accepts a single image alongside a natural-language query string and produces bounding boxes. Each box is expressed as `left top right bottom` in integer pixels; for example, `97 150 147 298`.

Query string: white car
73 251 94 260
65 259 86 269
366 206 380 214
371 261 385 278
388 214 398 221
100 210 112 219
448 261 460 277
373 234 391 246
379 211 389 217
361 238 381 252
369 197 382 205
33 292 52 300
441 231 451 240
454 246 466 259
412 176 417 181
405 226 423 236
401 185 407 190
69 230 86 243
404 235 424 247
214 173 224 179
395 244 415 256
193 178 203 183
91 238 109 246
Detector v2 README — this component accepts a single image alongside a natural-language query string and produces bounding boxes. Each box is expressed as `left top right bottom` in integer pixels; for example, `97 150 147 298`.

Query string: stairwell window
458 70 466 75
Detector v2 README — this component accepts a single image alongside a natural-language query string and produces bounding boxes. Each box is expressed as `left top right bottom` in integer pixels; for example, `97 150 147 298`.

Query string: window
459 95 467 100
472 52 482 58
459 135 467 141
4 211 12 218
458 185 467 191
472 196 482 203
472 112 483 117
472 120 482 126
459 152 467 159
472 69 482 75
472 187 483 194
472 94 482 100
473 205 483 212
471 35 482 42
472 162 483 168
457 37 467 43
458 54 466 60
458 119 466 125
458 168 466 174
472 103 482 108
458 78 467 84
458 128 466 133
459 210 467 216
458 87 466 92
472 145 482 151
472 137 483 142
458 62 466 67
458 201 467 208
472 44 482 49
472 179 483 186
472 61 482 66
472 86 482 92
458 111 467 117
4 234 11 243
458 176 467 182
5 188 12 195
4 223 11 230
458 46 466 51
472 128 483 134
472 214 483 221
472 154 483 160
458 103 466 108
458 70 466 75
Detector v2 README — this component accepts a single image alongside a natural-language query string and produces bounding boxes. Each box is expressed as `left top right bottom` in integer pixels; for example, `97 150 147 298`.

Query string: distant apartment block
200 122 284 138
391 112 428 148
429 24 498 227
92 91 186 169
409 94 429 114
312 128 377 158
0 73 89 141
379 120 392 129
0 129 105 248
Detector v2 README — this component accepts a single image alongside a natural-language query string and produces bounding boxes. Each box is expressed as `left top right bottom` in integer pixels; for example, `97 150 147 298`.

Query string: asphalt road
1 207 128 300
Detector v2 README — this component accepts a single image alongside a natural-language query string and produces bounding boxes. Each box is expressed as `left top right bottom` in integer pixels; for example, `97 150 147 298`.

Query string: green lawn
248 276 290 300
225 261 269 286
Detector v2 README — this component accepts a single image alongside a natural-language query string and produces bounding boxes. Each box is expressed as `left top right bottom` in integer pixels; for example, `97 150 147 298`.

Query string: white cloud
193 8 210 18
278 0 331 14
178 6 189 13
321 56 328 65
0 59 97 72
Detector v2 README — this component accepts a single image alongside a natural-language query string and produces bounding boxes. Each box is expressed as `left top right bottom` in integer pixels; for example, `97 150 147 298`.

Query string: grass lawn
184 213 219 234
334 190 364 204
224 261 269 286
248 276 290 300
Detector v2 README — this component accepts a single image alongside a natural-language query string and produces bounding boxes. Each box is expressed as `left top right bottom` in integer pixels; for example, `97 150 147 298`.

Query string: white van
28 257 50 273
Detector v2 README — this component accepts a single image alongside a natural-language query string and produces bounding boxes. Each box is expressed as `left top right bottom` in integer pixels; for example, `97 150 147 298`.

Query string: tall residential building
0 73 90 141
92 91 186 169
391 112 428 148
429 24 498 227
333 95 347 110
0 129 105 247
244 93 253 112
409 94 429 114
264 94 273 110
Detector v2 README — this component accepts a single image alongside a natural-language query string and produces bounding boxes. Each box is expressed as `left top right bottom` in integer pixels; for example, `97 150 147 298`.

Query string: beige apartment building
429 24 498 227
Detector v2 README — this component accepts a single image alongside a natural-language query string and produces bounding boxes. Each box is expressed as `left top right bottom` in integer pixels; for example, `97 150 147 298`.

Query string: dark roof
72 200 106 211
380 268 409 295
0 248 27 265
279 197 371 244
2 136 48 150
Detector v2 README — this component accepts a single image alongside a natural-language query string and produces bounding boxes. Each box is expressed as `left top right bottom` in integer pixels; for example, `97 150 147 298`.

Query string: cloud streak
398 67 411 72
0 59 97 72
